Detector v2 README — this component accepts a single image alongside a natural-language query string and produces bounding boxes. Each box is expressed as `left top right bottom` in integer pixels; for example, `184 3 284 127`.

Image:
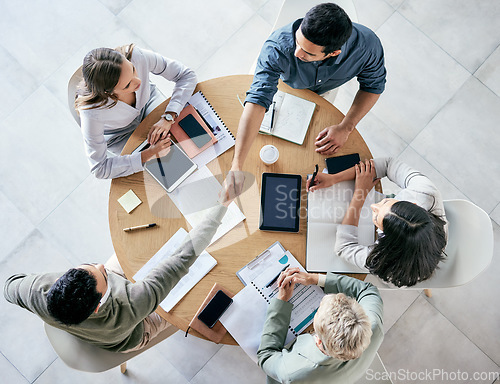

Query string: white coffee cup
260 145 279 165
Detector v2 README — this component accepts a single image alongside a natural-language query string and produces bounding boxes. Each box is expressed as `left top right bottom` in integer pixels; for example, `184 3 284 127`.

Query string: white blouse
335 157 447 271
79 47 197 179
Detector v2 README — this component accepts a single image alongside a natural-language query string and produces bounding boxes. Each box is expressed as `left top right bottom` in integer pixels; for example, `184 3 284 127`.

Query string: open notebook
306 179 378 273
260 90 316 145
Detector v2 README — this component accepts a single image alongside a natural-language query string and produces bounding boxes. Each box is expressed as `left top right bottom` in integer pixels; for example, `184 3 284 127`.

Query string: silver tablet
134 140 197 193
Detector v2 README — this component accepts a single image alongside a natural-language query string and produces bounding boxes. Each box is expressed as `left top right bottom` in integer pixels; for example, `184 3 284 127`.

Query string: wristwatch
161 112 176 122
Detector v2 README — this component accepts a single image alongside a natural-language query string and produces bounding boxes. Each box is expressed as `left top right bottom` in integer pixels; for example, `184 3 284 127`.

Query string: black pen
270 101 276 132
309 164 319 188
157 158 165 176
265 264 290 288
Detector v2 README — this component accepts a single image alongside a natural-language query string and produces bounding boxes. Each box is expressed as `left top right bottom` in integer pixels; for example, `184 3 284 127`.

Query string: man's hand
220 169 245 204
148 118 173 145
315 123 352 155
140 135 172 163
354 159 378 197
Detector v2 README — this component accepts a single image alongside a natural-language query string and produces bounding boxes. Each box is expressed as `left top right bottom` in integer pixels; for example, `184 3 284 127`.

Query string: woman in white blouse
75 44 197 179
307 158 447 287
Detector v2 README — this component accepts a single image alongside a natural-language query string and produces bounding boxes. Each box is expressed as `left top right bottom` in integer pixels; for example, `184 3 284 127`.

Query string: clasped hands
140 118 173 163
276 267 319 302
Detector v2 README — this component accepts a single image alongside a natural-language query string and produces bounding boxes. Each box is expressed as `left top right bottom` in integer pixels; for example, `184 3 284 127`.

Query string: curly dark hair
47 268 101 325
366 201 447 287
300 3 353 54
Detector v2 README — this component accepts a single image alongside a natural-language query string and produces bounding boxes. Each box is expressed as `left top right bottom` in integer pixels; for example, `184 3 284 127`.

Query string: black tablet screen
260 173 301 232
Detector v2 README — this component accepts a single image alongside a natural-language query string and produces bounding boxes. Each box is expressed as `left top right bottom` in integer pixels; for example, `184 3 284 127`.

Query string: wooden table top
109 75 376 345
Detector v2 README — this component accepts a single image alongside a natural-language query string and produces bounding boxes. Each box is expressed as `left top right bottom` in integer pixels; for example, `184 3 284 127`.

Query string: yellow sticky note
118 189 142 214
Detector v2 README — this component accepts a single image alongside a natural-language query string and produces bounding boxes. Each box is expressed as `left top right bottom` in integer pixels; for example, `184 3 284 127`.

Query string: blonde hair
314 293 372 361
74 44 135 112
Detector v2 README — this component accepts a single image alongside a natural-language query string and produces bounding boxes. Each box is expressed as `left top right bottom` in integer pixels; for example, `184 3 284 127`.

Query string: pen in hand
309 164 319 189
266 264 290 288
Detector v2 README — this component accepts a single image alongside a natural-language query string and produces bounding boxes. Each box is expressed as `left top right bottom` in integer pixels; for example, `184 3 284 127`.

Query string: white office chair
68 66 83 127
271 0 358 32
355 353 393 384
367 199 494 294
249 0 358 105
44 323 177 373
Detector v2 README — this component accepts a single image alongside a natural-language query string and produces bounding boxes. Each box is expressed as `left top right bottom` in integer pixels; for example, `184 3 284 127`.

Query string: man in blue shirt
226 3 386 194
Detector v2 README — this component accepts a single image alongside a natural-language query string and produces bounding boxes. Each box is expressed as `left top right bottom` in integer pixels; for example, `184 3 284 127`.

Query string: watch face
163 113 174 121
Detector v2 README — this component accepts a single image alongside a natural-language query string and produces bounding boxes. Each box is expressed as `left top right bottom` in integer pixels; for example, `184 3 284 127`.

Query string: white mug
260 145 279 165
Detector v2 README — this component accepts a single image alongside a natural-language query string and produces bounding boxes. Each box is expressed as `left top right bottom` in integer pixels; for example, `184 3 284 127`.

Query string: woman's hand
306 172 336 192
140 135 172 163
277 267 319 287
277 273 295 301
354 159 378 198
148 118 173 145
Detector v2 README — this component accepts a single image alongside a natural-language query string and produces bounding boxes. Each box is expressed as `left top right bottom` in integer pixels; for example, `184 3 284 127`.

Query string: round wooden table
109 75 376 344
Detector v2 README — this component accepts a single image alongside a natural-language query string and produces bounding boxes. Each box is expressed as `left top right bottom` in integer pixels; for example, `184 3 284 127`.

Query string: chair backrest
68 66 83 127
44 323 174 372
411 199 494 289
272 0 358 32
249 0 358 74
44 323 138 372
355 353 393 384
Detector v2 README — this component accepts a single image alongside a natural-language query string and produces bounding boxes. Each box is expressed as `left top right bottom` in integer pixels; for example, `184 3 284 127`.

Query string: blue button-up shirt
246 19 386 110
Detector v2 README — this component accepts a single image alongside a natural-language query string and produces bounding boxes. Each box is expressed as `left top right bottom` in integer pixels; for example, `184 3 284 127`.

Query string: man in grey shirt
4 201 230 352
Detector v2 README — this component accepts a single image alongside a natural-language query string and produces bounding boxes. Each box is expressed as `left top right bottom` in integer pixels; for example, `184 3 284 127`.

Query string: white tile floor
0 0 499 383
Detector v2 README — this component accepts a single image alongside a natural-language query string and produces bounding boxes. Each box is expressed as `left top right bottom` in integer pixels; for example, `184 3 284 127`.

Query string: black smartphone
178 114 212 148
197 290 233 328
325 153 361 174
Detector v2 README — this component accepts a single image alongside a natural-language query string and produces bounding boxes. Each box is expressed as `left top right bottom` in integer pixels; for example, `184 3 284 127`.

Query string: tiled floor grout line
382 290 421 335
393 7 479 76
36 174 98 229
0 350 30 384
423 293 500 369
194 5 273 74
30 356 58 384
188 345 226 383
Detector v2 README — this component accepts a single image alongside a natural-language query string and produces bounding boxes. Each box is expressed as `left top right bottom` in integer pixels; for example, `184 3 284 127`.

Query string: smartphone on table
178 113 212 148
197 290 233 328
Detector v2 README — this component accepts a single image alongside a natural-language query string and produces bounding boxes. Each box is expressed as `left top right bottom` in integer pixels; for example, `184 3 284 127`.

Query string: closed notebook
170 104 218 158
186 283 234 344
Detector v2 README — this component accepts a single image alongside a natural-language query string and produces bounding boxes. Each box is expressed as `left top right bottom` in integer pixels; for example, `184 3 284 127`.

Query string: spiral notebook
220 245 324 363
185 91 235 168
